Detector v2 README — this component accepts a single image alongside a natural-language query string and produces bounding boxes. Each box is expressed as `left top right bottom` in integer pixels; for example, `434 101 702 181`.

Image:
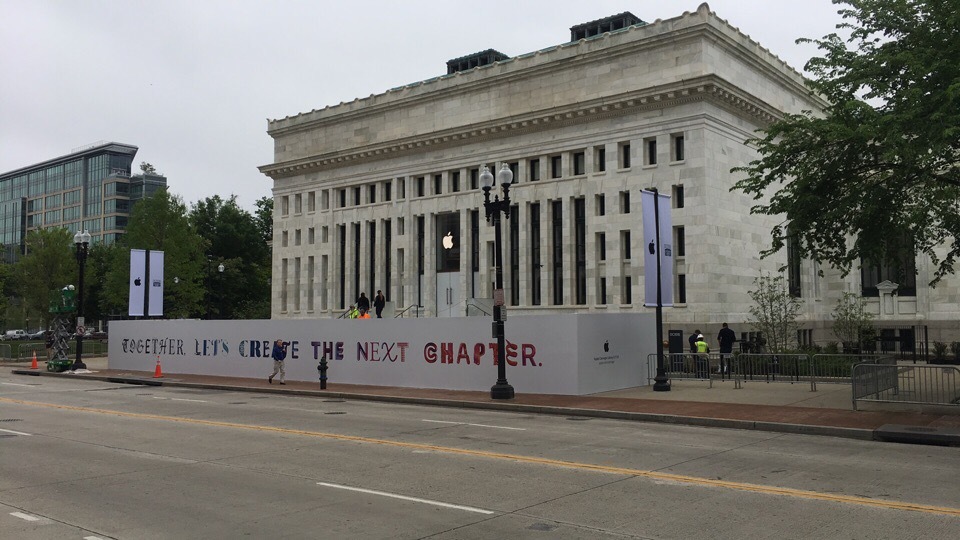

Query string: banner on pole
129 249 146 316
641 190 674 307
148 251 164 317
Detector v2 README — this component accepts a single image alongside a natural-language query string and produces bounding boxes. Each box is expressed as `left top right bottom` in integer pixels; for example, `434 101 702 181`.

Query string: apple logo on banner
442 232 454 250
134 277 142 287
648 240 655 255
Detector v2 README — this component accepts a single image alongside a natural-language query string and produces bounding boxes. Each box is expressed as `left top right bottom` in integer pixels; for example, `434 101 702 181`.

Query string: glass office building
0 141 167 262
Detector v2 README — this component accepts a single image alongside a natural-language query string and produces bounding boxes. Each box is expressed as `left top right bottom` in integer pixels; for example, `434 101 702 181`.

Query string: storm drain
565 417 590 421
323 399 345 403
0 419 24 422
324 412 347 415
228 402 248 405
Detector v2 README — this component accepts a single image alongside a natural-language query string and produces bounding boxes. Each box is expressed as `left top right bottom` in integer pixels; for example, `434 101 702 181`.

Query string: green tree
102 189 206 319
253 196 273 245
14 228 75 329
831 292 876 352
747 273 804 353
732 0 960 283
189 195 270 319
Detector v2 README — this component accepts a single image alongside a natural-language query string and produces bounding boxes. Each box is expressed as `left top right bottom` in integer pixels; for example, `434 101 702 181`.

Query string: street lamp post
72 229 91 370
479 163 515 400
217 263 225 319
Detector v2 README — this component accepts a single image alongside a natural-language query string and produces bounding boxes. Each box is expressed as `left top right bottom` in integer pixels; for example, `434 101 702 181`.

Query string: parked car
2 329 27 340
28 330 48 340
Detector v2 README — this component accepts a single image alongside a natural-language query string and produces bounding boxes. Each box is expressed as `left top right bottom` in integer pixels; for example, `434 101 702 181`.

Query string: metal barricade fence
811 354 894 390
648 352 733 388
733 354 813 389
13 341 107 362
0 343 11 360
853 363 960 410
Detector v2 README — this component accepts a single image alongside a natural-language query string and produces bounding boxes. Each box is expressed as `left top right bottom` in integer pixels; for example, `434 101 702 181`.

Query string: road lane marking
3 396 959 518
10 512 39 521
423 419 526 431
0 428 31 436
152 396 209 403
318 482 494 514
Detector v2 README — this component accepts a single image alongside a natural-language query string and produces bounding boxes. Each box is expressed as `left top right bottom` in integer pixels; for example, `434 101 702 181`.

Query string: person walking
689 329 701 353
346 304 359 319
717 322 737 374
695 334 710 378
358 308 371 319
374 290 386 318
268 339 288 385
357 292 370 313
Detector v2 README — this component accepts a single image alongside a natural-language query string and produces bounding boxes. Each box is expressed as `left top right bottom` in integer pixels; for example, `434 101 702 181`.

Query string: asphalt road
1 373 958 539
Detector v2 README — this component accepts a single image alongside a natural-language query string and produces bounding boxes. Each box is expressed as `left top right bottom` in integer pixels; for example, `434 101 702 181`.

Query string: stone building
260 5 953 352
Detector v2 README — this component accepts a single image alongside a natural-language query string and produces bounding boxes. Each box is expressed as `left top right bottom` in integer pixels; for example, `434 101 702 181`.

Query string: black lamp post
72 229 91 370
217 262 225 319
480 163 515 400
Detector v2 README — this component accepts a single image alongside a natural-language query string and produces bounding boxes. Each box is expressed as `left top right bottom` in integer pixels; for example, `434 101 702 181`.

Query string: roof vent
446 49 510 74
570 12 645 41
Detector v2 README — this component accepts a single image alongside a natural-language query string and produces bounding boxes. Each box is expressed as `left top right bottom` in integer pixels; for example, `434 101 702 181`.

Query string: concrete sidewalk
5 356 959 446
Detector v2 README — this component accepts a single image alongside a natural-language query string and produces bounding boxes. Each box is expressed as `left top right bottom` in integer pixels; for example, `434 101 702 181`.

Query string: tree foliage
747 273 803 353
732 0 960 283
15 228 75 328
831 291 876 350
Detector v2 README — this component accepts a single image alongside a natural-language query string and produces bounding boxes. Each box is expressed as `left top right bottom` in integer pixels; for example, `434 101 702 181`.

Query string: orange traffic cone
30 351 38 370
153 357 163 378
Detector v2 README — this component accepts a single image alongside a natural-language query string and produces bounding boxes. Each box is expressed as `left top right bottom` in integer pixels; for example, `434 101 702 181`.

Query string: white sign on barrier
110 313 656 395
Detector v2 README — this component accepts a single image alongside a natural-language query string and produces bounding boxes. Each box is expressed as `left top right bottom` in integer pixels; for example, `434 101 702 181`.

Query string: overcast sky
0 1 845 211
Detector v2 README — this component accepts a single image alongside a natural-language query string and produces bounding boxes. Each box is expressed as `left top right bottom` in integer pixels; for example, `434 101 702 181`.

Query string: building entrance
435 212 461 317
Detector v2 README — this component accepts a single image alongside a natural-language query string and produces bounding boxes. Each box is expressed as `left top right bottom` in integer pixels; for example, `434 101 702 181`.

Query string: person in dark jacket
269 339 287 385
357 292 370 313
374 290 386 318
689 329 701 353
717 322 737 374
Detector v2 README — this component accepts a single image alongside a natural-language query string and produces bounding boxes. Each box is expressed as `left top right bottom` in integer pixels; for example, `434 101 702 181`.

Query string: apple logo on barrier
648 240 655 254
442 232 454 250
134 277 142 286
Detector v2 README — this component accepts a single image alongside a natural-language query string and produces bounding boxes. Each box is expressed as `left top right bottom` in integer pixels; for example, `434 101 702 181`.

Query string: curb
4 369 924 445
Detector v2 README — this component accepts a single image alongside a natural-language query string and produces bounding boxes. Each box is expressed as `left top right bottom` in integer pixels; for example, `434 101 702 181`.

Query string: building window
595 147 606 172
672 134 685 162
551 155 562 179
294 194 302 214
384 181 392 201
510 204 520 306
339 189 346 208
399 177 406 199
619 142 631 168
861 236 917 297
599 277 607 305
673 185 684 208
417 176 425 197
645 137 657 165
619 191 630 214
509 162 519 184
281 230 288 247
788 234 801 297
294 229 301 246
353 186 361 206
530 203 541 306
368 184 376 204
621 230 631 260
470 168 479 190
675 226 685 257
398 217 404 236
451 171 460 193
321 226 328 243
552 200 563 305
573 152 585 176
281 196 289 216
623 276 632 304
529 159 540 182
598 232 606 261
575 198 586 305
307 191 316 212
678 274 687 303
434 174 442 196
596 194 605 216
308 227 315 244
322 190 329 210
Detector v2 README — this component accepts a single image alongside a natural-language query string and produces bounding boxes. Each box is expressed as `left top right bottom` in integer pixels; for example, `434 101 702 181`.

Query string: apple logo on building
134 277 142 286
442 232 454 250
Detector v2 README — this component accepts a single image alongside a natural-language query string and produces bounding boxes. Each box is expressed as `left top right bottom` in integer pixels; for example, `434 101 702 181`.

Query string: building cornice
259 75 782 179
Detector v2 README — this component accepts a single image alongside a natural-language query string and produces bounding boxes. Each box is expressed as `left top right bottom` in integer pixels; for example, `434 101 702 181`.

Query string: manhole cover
324 411 347 415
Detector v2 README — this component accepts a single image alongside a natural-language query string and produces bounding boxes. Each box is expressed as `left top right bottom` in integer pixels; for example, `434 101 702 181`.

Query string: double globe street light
72 229 91 370
479 163 515 400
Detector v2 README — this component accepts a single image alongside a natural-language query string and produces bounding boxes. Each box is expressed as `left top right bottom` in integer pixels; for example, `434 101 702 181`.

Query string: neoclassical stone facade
260 5 958 348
